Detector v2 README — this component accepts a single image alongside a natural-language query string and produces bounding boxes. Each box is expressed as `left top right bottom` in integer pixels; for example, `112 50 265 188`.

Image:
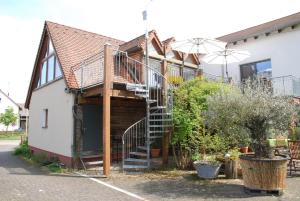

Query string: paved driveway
0 141 142 201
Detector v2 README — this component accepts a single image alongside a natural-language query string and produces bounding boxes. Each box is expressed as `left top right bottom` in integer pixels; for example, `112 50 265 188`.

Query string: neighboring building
18 104 29 131
0 89 20 131
25 21 199 173
203 12 300 97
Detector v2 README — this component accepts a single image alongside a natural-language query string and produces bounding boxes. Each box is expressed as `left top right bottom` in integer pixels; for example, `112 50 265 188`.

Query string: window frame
240 59 272 81
41 109 48 128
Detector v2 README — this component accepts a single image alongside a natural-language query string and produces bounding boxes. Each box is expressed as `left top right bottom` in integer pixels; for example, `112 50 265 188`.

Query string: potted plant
151 141 161 158
193 154 222 179
205 79 296 193
239 140 250 153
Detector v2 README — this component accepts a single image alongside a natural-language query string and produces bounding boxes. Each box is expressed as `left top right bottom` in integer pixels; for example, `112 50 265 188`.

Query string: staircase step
126 83 146 90
137 146 148 151
149 130 165 134
147 99 157 103
123 165 149 169
124 158 148 163
85 161 103 166
149 119 172 122
129 152 147 157
149 125 172 128
150 113 171 116
149 135 163 139
150 106 167 110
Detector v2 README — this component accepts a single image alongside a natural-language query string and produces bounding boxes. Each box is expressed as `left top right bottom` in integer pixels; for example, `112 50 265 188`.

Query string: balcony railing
270 75 300 97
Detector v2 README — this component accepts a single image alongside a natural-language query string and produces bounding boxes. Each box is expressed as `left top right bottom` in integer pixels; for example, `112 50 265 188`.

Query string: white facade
202 26 300 96
28 79 74 157
0 90 19 131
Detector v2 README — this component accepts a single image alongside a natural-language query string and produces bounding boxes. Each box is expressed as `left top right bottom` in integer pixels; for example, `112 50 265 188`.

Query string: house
25 21 199 175
0 89 20 131
203 12 300 97
18 104 29 131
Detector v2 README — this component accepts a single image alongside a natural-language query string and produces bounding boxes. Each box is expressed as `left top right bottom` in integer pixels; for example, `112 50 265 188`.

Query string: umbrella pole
225 57 228 79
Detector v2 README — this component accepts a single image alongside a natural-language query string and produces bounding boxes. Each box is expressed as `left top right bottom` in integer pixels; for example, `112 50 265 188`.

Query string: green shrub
46 162 62 172
171 78 230 169
14 140 31 158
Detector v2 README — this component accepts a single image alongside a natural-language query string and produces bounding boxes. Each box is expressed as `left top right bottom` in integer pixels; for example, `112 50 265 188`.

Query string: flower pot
240 147 249 153
193 161 221 179
239 154 288 192
151 148 160 158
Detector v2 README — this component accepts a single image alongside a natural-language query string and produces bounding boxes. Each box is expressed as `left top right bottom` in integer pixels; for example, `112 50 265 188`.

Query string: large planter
239 154 288 192
225 159 238 179
193 161 221 179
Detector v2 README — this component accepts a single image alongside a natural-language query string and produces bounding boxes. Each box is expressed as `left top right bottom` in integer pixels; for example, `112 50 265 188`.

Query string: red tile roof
46 21 124 89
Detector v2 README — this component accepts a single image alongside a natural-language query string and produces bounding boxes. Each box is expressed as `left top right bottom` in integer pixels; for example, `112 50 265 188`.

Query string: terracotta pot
240 147 249 153
151 148 160 158
239 154 288 192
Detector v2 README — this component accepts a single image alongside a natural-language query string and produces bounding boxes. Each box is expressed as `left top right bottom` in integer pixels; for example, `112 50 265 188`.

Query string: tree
206 79 296 158
0 107 18 133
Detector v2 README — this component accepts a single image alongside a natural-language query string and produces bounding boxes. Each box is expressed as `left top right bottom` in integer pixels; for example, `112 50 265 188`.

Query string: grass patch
0 131 24 140
14 140 66 173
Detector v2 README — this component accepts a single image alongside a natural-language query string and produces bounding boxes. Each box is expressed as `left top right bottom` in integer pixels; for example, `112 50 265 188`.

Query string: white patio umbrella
171 38 226 55
202 48 250 78
171 37 226 70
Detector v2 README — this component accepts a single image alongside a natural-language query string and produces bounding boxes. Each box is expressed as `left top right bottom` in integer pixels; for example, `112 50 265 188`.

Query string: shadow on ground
135 175 254 199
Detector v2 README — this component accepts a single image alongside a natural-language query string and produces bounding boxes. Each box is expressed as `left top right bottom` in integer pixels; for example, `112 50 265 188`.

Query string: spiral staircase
114 51 174 170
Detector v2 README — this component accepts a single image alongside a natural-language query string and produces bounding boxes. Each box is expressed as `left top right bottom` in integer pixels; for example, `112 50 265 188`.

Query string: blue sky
1 0 300 102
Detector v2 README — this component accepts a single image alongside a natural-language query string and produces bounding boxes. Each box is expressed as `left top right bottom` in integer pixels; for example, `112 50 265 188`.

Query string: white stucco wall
0 92 19 131
28 79 74 157
202 26 300 82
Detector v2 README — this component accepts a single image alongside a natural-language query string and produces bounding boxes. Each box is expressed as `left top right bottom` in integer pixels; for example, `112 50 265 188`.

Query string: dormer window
37 38 63 88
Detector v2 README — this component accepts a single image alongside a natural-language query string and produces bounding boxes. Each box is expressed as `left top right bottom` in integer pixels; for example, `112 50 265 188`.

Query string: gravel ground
103 165 300 201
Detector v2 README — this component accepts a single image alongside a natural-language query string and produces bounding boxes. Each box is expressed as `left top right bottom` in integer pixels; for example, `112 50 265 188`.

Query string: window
41 62 47 85
41 109 48 128
47 56 55 82
55 59 62 78
240 59 272 81
48 40 54 54
37 39 63 88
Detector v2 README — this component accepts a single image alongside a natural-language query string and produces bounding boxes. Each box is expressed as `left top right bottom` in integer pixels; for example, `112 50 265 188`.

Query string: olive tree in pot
205 80 296 193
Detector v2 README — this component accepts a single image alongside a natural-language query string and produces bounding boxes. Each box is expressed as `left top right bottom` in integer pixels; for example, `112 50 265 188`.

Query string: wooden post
162 59 169 165
103 44 113 176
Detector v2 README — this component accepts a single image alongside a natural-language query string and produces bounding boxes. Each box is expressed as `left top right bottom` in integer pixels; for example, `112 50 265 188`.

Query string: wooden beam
78 96 102 105
82 87 103 97
103 44 113 176
111 90 142 99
